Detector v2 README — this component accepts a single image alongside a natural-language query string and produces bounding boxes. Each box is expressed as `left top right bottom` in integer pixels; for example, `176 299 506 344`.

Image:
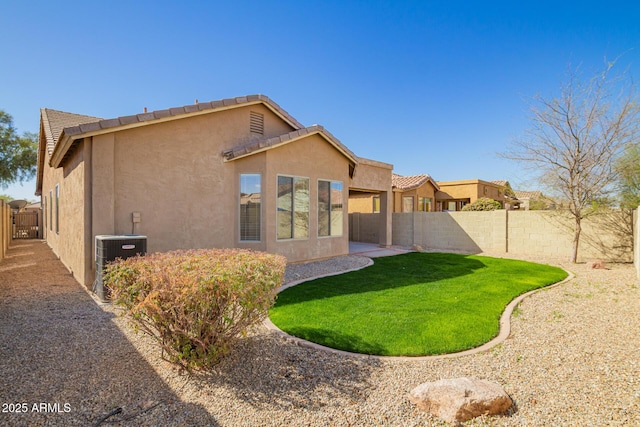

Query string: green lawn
269 252 567 356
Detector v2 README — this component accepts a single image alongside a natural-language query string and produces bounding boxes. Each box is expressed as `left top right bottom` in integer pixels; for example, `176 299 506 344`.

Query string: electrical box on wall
93 235 147 302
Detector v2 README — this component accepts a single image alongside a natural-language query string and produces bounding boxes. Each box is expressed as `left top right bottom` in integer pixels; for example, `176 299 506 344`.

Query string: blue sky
2 1 640 200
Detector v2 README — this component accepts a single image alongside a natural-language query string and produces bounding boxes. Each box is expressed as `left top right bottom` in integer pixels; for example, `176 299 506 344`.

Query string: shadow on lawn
275 252 487 306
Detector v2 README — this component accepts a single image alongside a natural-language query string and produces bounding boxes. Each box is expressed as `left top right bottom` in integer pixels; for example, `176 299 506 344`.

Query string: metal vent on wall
250 111 264 135
93 235 147 302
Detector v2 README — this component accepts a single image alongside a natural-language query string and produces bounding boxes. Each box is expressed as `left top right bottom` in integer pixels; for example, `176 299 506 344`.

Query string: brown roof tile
53 95 304 148
392 173 439 191
40 108 102 154
514 190 542 200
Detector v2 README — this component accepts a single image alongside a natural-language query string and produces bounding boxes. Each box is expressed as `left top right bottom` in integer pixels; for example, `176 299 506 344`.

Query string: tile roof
514 190 543 200
392 173 439 191
60 94 303 142
490 180 509 187
223 125 358 165
46 95 306 169
41 108 102 155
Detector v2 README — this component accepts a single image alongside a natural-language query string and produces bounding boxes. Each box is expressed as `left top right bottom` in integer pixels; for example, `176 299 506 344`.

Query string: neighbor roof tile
392 173 439 191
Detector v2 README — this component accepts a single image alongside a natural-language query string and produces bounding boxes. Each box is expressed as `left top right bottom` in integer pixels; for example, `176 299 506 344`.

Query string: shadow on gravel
0 241 217 427
190 331 381 411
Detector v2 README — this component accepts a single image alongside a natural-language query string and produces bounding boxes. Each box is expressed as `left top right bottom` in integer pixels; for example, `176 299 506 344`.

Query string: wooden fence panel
13 211 39 239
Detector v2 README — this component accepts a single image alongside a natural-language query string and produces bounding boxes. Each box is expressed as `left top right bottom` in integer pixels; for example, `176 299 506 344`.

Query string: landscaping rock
411 244 424 252
408 377 512 423
586 260 606 269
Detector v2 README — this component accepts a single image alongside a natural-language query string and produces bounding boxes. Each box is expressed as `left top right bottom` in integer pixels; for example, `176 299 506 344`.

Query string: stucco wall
355 210 634 262
42 139 88 285
437 180 508 207
348 192 376 213
89 104 351 267
349 159 393 247
263 133 350 261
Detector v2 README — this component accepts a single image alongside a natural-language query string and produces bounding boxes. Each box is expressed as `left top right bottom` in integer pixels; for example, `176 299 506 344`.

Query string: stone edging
264 260 575 361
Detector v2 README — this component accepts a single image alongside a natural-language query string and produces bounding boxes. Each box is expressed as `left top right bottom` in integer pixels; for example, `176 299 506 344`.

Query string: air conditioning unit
94 235 147 302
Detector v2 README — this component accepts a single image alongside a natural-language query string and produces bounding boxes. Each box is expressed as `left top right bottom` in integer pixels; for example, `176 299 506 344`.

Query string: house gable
36 109 102 196
223 125 358 177
45 95 304 170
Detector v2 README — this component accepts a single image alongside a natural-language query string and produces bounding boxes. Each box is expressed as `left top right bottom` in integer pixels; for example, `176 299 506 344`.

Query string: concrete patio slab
348 241 413 258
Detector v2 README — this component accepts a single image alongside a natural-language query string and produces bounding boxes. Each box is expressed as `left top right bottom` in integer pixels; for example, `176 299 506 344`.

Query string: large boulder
408 377 512 423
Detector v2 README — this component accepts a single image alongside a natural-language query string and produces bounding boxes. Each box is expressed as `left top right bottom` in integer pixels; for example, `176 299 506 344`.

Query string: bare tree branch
500 60 640 262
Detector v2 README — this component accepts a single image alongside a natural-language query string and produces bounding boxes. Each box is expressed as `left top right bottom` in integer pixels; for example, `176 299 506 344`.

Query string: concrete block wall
509 210 633 262
353 209 635 263
508 211 574 259
393 211 507 253
391 213 414 246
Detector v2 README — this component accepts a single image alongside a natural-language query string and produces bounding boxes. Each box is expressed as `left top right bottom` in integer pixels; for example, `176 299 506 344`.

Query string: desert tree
502 61 640 262
615 143 640 209
0 110 38 188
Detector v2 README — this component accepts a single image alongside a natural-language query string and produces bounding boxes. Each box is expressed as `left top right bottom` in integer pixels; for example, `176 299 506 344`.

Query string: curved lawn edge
264 258 574 361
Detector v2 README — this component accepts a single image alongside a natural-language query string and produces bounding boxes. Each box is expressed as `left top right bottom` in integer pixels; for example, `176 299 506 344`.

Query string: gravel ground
1 240 639 426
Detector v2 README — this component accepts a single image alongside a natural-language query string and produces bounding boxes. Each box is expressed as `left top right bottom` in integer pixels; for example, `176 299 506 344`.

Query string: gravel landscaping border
1 241 639 426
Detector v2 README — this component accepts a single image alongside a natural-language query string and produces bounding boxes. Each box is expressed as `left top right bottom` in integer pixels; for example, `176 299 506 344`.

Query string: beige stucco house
391 173 439 212
349 173 439 213
36 95 392 288
435 179 518 211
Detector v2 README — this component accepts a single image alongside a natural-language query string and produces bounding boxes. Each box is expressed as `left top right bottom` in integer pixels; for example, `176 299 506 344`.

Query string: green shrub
461 197 502 211
104 249 286 369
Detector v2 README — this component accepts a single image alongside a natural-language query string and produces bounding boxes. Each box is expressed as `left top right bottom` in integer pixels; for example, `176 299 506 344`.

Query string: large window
318 180 343 237
277 175 309 239
240 174 261 241
403 196 414 212
418 197 432 212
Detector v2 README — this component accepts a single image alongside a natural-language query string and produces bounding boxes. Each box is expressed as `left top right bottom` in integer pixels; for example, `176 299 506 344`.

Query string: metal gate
13 211 39 239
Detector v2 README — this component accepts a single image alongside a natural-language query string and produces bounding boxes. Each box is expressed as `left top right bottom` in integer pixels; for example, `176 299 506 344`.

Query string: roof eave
49 96 304 169
224 128 359 166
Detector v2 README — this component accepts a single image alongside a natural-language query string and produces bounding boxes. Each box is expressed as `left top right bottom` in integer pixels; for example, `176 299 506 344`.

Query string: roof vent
250 111 264 135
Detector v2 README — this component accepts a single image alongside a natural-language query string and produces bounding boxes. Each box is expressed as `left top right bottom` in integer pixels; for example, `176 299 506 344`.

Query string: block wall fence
350 210 635 263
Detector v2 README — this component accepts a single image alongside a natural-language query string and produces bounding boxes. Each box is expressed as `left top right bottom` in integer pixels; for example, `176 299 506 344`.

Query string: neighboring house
36 95 393 288
348 173 439 213
435 179 519 211
391 173 439 212
24 201 42 212
514 190 553 210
